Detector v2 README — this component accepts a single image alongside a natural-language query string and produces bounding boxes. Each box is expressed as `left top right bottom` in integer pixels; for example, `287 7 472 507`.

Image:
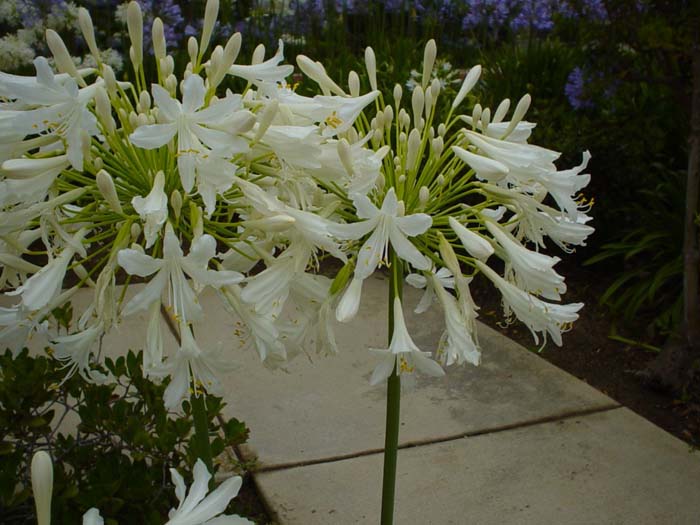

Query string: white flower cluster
0 0 593 407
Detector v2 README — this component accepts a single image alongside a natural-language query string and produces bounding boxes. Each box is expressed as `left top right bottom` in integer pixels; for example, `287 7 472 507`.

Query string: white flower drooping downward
370 297 445 385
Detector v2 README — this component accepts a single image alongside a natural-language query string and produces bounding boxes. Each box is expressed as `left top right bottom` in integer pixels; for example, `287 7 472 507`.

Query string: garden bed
471 262 700 449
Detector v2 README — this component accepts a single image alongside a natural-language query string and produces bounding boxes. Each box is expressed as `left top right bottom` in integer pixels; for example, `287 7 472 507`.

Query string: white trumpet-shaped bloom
117 224 243 323
132 171 168 248
484 218 565 300
476 260 582 346
332 189 432 322
332 188 432 280
130 74 247 192
370 297 445 385
0 57 99 170
166 459 252 525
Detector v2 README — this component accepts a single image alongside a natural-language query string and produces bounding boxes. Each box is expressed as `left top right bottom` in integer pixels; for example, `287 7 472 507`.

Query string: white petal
152 84 181 121
388 225 430 271
335 277 363 322
369 351 396 386
395 213 432 236
449 216 494 261
130 122 177 149
117 248 163 277
182 74 206 113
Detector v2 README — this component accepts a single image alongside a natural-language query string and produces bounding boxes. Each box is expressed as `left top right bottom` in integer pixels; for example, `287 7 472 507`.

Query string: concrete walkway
5 275 700 523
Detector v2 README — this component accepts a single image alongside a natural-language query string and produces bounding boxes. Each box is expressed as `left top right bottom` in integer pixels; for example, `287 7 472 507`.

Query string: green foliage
0 349 249 524
585 166 685 336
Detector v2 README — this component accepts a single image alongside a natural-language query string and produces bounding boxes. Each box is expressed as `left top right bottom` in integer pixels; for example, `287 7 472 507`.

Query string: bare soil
471 262 700 449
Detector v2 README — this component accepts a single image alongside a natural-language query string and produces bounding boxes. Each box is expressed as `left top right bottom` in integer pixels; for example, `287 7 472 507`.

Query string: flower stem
381 248 402 525
190 393 214 476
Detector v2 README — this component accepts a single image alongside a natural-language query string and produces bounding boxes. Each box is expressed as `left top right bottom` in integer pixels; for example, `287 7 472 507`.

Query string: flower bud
31 451 53 525
502 93 531 138
376 173 385 192
137 113 149 127
422 39 437 91
252 44 265 65
152 17 166 60
372 128 383 144
200 0 219 58
493 98 510 123
480 107 490 132
224 32 242 66
165 74 177 95
97 169 123 213
131 222 142 240
102 64 117 92
438 123 446 136
253 100 279 142
94 157 104 171
163 55 175 77
348 70 360 97
375 111 384 129
171 189 183 220
188 37 199 67
346 127 359 144
452 64 481 110
397 200 405 216
127 1 143 67
78 7 101 61
383 105 394 126
45 30 85 86
128 111 139 128
338 138 354 176
393 84 402 107
208 45 225 87
365 47 377 91
432 136 444 157
406 128 421 172
297 55 346 95
438 231 461 277
411 86 424 128
139 90 151 112
449 216 494 261
430 78 441 99
419 185 430 205
95 87 115 133
191 204 204 239
472 103 482 127
425 87 433 120
437 174 445 186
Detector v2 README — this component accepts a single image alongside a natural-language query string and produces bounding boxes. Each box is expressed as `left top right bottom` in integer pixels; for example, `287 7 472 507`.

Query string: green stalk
380 249 403 525
190 393 214 475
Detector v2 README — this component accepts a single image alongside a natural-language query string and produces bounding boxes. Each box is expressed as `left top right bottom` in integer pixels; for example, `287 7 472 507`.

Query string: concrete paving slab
2 276 617 468
255 407 700 525
189 274 617 468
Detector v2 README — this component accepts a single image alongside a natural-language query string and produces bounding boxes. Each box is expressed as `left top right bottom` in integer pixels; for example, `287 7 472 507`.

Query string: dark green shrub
0 348 249 524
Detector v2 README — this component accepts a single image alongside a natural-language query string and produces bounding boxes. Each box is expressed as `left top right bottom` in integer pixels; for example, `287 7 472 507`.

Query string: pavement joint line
248 402 622 474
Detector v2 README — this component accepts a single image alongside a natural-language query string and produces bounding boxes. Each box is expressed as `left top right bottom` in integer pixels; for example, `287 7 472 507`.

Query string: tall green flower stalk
381 249 403 524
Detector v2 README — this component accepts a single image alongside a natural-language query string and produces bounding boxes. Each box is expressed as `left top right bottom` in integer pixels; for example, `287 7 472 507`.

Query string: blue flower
564 67 594 110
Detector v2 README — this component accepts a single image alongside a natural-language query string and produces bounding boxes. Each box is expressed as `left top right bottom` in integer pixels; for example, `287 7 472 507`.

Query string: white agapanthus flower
370 297 445 385
166 459 252 525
